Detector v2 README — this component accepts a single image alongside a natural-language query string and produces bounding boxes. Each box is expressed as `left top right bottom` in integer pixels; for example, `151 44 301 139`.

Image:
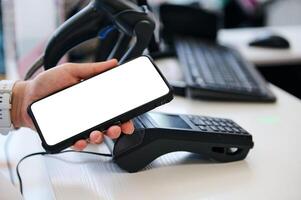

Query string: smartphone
28 56 173 153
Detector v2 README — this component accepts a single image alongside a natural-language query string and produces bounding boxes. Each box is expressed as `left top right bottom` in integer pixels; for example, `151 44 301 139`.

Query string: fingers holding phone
73 120 134 151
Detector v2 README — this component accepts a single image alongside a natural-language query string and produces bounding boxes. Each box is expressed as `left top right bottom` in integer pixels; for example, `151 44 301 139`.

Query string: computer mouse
249 34 290 49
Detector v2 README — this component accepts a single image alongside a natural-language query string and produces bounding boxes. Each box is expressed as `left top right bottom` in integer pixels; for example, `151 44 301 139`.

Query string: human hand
11 59 134 150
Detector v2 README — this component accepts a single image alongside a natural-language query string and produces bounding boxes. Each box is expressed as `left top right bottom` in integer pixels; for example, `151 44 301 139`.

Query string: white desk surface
218 26 301 66
1 59 301 200
1 82 301 199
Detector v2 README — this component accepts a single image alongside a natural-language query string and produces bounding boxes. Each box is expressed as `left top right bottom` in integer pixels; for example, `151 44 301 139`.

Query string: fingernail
90 131 99 141
95 134 103 143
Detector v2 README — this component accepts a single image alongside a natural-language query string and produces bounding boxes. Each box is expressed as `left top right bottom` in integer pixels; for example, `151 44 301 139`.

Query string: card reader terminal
105 112 254 172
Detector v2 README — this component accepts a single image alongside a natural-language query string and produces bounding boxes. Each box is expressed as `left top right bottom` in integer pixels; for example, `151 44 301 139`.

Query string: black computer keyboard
174 36 276 102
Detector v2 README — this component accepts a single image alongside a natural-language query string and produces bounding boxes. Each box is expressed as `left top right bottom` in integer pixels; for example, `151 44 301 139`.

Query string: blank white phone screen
30 56 170 145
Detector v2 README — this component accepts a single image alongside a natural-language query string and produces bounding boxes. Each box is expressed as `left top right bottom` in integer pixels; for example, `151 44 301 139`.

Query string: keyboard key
225 123 234 128
198 125 208 131
204 120 212 126
191 118 206 126
225 127 233 132
210 126 219 132
217 126 226 132
232 127 241 133
219 122 227 126
232 123 240 128
212 121 219 126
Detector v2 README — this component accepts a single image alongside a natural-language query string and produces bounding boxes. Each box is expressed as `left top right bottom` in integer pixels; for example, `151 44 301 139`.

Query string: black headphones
43 0 155 70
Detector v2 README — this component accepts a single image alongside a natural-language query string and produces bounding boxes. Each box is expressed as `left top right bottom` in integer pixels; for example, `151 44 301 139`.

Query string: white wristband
0 80 16 135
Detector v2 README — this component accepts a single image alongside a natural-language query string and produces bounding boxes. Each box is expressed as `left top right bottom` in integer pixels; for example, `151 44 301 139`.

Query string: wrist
11 81 28 128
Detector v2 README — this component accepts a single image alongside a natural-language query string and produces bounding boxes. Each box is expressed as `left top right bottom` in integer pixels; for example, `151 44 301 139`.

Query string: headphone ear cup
136 0 148 6
148 34 160 53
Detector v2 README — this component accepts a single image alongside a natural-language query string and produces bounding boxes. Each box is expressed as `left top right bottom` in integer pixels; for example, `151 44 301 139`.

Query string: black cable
24 54 45 80
16 150 112 195
16 152 48 195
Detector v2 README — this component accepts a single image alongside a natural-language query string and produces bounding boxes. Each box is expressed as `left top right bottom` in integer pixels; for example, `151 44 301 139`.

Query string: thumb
69 59 118 80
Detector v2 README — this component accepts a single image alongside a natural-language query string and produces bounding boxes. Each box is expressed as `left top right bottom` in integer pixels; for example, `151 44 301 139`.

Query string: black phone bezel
27 56 174 154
